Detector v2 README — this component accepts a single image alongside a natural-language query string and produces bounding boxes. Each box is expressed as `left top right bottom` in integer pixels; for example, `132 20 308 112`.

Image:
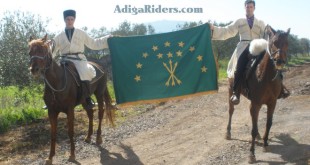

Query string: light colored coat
212 17 266 78
52 28 110 81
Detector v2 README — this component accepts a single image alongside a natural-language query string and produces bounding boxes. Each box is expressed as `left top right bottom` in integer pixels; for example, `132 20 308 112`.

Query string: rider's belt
61 52 83 56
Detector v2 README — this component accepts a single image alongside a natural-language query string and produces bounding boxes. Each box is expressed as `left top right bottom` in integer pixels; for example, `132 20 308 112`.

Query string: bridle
263 25 289 80
29 42 68 92
264 25 287 70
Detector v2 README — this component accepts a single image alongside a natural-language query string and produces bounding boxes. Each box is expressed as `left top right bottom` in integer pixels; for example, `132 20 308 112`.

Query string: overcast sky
1 0 309 39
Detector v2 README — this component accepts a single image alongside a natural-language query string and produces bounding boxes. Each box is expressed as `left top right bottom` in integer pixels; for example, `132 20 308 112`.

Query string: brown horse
28 35 115 165
226 26 290 163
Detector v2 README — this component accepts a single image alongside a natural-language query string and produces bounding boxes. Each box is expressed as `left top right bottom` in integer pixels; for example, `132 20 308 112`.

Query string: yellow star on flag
164 41 171 47
178 41 185 47
189 46 195 52
157 53 163 59
152 45 158 51
176 50 182 57
197 55 203 61
201 66 208 72
136 62 142 69
167 52 173 58
142 52 148 58
134 75 141 82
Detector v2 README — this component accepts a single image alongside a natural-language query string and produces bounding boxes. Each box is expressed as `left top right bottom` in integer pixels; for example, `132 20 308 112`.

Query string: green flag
108 23 218 105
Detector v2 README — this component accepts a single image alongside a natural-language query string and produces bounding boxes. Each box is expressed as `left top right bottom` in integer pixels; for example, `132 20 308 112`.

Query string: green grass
288 54 310 66
0 81 116 133
0 86 46 133
107 80 116 101
217 58 229 80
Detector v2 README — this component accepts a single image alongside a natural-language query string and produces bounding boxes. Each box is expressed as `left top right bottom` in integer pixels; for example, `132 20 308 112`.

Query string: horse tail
104 87 115 127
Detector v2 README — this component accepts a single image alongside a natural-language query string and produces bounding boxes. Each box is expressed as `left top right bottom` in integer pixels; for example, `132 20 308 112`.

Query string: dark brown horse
226 26 290 163
28 35 115 165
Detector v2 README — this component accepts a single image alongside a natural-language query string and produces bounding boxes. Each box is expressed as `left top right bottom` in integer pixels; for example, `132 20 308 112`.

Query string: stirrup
278 90 290 99
85 97 95 110
230 94 240 105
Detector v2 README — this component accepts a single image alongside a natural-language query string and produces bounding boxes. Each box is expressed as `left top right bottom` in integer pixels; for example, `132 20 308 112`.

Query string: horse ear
29 36 34 42
266 25 274 38
42 34 48 42
287 28 291 35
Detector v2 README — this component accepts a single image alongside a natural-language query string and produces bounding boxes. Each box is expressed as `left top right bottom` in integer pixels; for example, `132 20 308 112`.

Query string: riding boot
278 84 290 99
230 45 250 105
230 75 241 105
83 80 95 110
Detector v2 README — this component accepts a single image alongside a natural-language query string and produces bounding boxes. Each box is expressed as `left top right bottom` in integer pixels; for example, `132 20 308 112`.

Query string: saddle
60 60 105 105
241 51 266 99
245 52 265 80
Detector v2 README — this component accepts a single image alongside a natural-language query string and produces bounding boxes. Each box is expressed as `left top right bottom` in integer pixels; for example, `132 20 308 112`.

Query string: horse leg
46 111 59 165
67 110 76 162
248 103 261 164
263 102 276 152
226 79 234 140
96 95 104 145
83 104 93 143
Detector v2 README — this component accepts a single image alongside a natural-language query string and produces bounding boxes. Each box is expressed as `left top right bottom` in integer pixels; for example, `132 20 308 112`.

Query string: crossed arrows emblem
163 60 182 86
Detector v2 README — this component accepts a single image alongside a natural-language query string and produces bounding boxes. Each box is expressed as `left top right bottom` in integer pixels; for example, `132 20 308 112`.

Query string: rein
30 53 68 92
44 63 68 92
264 25 281 61
263 26 286 81
266 39 283 81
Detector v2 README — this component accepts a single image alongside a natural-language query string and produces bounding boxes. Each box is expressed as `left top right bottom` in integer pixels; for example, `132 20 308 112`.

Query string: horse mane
28 38 52 59
275 30 289 42
256 51 269 81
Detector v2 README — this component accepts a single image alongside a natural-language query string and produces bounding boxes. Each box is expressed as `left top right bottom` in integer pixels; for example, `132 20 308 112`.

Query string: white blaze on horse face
29 58 41 78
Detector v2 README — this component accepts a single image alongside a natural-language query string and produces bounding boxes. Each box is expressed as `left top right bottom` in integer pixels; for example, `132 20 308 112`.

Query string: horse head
28 34 52 78
265 25 290 70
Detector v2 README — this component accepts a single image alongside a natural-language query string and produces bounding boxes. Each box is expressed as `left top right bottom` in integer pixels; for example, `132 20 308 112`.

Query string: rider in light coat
50 9 112 109
209 0 289 104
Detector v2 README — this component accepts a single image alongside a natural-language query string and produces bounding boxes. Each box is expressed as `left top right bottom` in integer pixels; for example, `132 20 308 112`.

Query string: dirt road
1 63 310 165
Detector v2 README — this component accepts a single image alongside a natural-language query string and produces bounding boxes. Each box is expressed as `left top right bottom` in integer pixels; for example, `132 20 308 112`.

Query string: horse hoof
248 154 256 164
256 134 262 140
68 155 76 162
96 137 103 145
45 159 52 165
84 137 91 143
225 132 231 140
263 146 270 152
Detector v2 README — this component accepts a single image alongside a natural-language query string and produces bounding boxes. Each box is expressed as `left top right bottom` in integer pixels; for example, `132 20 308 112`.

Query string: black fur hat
63 10 76 19
245 0 255 6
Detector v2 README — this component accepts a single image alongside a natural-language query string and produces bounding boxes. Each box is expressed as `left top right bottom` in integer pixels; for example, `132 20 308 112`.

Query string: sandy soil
0 62 309 165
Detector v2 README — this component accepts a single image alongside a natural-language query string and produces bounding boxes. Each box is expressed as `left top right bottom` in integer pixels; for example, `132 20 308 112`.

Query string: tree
0 11 51 87
132 23 147 36
176 20 204 30
287 34 302 57
82 26 109 57
299 38 310 56
111 20 155 36
147 25 155 35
